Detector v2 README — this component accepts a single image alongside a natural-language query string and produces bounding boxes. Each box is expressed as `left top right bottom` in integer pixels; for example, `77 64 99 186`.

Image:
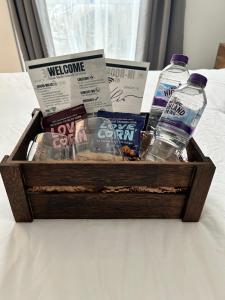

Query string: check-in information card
26 50 112 116
106 58 150 114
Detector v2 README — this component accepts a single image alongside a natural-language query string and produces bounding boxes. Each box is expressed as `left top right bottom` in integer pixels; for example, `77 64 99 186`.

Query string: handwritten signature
110 87 142 103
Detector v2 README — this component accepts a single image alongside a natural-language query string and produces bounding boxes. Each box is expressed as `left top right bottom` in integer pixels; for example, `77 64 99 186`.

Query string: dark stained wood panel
22 162 194 188
0 156 32 222
30 192 186 219
183 158 216 222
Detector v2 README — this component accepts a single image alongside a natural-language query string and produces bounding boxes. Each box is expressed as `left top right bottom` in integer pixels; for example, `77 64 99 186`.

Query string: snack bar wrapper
97 111 146 159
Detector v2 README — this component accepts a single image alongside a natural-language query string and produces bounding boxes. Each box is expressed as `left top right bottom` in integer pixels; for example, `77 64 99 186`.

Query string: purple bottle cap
188 73 207 88
170 54 188 65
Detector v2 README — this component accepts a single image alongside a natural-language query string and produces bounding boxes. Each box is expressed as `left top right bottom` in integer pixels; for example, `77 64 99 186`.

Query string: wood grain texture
0 157 33 222
186 138 206 162
21 161 194 188
28 185 186 193
29 192 186 219
182 158 216 222
215 43 225 69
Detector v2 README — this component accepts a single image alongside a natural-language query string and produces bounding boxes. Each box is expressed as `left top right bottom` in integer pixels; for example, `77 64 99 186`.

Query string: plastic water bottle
147 54 189 131
146 73 207 161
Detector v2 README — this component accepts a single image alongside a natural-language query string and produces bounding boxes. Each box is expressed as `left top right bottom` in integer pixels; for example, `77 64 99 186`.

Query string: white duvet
0 70 225 300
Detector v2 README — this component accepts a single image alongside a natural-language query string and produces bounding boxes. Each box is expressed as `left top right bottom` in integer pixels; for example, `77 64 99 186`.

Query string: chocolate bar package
97 111 146 159
42 104 87 144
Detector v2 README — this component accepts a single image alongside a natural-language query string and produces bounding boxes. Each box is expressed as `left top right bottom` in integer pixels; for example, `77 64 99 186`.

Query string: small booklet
26 49 112 116
106 58 150 114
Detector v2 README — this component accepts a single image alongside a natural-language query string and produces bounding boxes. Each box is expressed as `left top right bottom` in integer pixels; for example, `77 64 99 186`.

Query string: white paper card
26 50 111 116
106 58 150 114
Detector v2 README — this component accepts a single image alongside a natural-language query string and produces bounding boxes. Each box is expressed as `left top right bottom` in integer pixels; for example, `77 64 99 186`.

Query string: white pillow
193 69 225 113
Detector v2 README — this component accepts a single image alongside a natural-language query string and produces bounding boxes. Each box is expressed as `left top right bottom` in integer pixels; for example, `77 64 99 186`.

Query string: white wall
0 0 22 72
184 0 225 69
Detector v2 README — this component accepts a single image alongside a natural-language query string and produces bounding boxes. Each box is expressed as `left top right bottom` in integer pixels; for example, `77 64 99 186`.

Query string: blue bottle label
159 97 200 135
153 82 179 108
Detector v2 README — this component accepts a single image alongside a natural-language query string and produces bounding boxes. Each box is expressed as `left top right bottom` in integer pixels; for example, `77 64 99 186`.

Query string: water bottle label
159 97 198 135
153 82 179 108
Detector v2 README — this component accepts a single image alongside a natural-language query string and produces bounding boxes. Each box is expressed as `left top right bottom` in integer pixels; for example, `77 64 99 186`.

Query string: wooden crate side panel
9 111 42 161
187 138 206 162
182 158 216 222
29 192 186 219
0 157 33 222
22 162 194 188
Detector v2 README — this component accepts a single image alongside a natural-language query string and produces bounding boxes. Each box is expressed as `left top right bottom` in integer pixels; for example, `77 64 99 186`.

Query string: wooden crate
215 43 225 69
0 109 215 222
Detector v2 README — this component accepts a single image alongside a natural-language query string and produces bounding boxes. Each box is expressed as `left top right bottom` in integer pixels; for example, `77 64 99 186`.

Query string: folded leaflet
26 49 112 116
106 58 150 114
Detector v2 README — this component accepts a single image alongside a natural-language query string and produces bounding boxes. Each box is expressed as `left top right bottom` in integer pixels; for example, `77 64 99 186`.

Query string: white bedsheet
0 70 225 300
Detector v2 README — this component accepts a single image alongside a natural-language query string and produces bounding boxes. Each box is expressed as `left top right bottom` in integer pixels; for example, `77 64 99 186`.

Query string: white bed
0 69 225 300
